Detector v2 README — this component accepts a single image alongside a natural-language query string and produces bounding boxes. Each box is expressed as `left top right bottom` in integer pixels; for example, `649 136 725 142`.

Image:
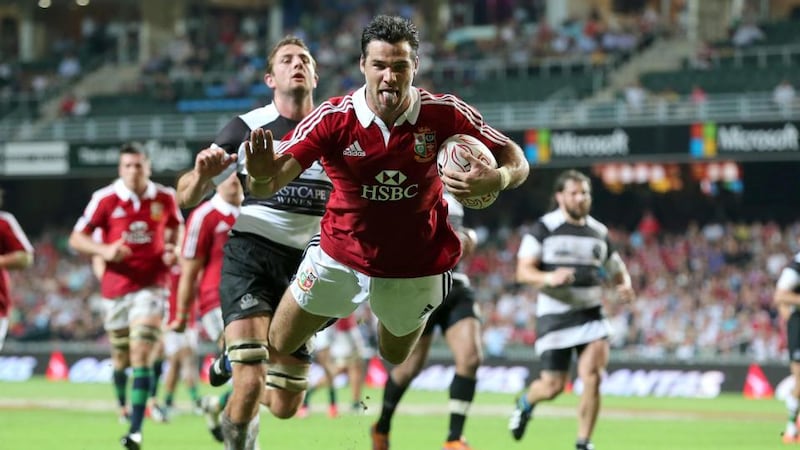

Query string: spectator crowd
6 219 797 364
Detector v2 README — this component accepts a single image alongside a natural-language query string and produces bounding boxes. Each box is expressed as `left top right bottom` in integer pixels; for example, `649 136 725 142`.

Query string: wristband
498 166 511 190
250 175 274 184
544 273 554 287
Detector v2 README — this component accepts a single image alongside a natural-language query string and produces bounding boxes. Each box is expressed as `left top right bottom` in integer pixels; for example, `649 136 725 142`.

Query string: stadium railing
2 92 797 142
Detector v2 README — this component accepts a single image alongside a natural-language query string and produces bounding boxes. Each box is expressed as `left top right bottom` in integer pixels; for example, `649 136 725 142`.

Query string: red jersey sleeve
445 93 510 152
163 189 183 229
182 204 214 260
277 98 344 170
73 192 109 236
0 212 33 254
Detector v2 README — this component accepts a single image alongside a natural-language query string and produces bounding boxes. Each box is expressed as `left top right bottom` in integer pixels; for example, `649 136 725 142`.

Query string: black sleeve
213 117 251 154
530 220 549 243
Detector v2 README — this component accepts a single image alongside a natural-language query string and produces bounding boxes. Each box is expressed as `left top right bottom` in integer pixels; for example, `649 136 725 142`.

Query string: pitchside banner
512 120 800 166
69 140 199 176
0 350 790 399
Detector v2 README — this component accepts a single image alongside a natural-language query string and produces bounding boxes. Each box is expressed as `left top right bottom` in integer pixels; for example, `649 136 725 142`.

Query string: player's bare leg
220 314 269 450
121 315 162 449
109 329 131 423
575 340 608 449
376 322 425 365
268 290 332 357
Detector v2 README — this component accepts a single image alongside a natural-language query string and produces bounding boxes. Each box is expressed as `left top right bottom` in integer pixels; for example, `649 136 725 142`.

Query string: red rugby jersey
278 86 509 277
181 194 238 316
0 211 33 317
73 179 183 298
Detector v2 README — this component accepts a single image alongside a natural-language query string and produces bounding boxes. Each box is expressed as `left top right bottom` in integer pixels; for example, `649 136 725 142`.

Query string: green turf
0 377 789 449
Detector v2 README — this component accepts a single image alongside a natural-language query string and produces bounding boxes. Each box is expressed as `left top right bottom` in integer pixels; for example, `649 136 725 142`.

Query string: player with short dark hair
69 144 183 450
239 13 527 395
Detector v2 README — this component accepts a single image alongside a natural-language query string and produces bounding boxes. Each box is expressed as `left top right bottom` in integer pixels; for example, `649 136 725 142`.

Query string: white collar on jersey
353 85 421 128
210 193 240 217
113 178 157 201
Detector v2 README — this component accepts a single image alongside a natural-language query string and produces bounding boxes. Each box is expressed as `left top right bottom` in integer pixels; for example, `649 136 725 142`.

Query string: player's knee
580 370 603 390
391 365 417 386
542 378 565 399
130 325 161 343
227 340 269 365
455 351 482 376
378 342 411 365
109 334 130 351
266 362 310 393
267 393 303 420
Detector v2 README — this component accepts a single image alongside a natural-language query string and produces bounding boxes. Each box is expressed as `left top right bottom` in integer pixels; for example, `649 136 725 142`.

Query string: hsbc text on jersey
361 169 419 201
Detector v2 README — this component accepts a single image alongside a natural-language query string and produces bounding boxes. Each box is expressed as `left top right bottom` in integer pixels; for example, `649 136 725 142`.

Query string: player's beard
565 203 589 221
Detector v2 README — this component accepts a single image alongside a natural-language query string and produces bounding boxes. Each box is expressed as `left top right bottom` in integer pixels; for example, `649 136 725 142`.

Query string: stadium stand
1 0 799 367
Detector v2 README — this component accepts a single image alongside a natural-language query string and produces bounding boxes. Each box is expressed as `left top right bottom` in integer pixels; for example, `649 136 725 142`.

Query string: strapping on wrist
250 175 274 184
498 166 511 190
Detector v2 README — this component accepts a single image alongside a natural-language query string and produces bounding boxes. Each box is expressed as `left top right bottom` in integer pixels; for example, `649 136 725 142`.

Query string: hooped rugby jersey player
517 209 624 355
211 102 331 249
276 86 510 277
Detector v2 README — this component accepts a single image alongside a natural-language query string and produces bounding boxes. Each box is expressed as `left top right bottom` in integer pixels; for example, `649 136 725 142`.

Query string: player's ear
265 72 276 89
360 56 366 75
312 71 319 89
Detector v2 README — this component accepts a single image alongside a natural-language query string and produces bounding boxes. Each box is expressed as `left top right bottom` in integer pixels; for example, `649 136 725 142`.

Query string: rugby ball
437 134 499 209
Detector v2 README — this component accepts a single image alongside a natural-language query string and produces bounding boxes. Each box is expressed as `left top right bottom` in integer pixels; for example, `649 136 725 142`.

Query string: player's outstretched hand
244 128 279 181
194 147 237 180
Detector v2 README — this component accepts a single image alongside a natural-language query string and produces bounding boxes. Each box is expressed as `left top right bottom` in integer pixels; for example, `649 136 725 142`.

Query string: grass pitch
0 377 786 449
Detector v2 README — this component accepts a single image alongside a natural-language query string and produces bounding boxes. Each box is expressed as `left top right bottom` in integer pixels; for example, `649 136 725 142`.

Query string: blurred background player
371 192 483 450
170 172 242 442
155 253 202 423
175 36 330 450
508 170 634 450
69 143 182 450
773 241 800 443
0 187 34 352
300 313 368 418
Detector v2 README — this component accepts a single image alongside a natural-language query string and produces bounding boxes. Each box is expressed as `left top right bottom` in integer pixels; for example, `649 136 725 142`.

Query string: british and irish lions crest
413 127 437 163
297 266 318 292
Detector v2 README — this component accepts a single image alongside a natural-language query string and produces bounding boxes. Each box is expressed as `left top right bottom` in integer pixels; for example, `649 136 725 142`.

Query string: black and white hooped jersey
211 103 332 250
777 252 800 294
444 192 469 287
518 208 624 354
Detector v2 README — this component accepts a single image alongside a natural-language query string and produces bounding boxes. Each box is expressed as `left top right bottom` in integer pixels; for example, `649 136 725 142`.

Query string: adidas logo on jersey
214 222 231 234
111 207 127 218
343 141 366 157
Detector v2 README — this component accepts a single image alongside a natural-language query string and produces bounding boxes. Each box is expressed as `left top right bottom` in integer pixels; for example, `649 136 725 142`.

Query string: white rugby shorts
201 307 224 343
289 244 449 337
102 287 166 331
0 317 7 351
163 328 199 357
